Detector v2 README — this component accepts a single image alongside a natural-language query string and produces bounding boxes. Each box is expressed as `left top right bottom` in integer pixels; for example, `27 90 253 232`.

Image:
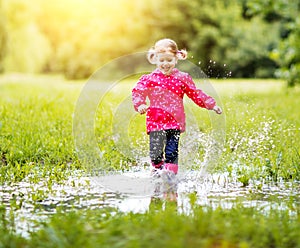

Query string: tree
274 16 300 86
0 0 289 80
0 0 7 73
190 0 280 78
149 0 280 78
213 13 280 78
34 0 158 79
1 0 51 74
244 0 300 86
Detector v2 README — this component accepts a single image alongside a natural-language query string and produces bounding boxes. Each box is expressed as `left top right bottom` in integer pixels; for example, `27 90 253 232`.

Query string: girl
132 38 222 175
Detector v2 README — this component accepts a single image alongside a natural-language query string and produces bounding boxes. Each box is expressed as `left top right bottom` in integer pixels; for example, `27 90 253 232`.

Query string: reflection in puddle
116 171 299 215
0 169 299 237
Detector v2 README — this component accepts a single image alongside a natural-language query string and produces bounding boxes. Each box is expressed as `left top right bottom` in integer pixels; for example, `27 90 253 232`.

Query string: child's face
156 53 177 75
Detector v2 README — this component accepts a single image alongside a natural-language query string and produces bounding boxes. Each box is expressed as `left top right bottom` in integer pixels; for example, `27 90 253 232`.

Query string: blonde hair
147 38 188 64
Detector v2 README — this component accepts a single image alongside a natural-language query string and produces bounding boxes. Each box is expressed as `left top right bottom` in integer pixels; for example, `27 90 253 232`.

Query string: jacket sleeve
182 74 216 110
132 75 148 112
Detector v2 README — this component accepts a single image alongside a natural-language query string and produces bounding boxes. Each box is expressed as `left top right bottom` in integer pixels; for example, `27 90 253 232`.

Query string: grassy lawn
0 74 299 247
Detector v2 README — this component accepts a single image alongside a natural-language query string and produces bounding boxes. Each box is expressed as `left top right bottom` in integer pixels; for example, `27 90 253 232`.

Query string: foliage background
0 0 299 85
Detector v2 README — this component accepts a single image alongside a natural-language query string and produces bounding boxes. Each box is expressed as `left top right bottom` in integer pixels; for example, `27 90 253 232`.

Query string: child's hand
213 105 222 114
137 104 148 114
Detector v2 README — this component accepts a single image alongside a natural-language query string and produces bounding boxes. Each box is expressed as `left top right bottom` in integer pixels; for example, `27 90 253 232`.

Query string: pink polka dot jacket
132 68 216 134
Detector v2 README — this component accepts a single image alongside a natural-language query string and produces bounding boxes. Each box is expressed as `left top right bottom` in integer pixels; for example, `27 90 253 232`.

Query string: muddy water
0 168 299 237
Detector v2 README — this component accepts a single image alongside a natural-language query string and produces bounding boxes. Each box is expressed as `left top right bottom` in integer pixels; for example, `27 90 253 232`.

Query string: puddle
0 168 299 237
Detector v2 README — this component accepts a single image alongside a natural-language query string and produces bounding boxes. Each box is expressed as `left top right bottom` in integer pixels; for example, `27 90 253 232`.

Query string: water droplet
198 61 201 65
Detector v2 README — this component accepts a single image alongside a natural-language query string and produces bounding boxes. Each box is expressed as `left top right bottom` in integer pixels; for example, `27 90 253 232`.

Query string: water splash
201 59 233 79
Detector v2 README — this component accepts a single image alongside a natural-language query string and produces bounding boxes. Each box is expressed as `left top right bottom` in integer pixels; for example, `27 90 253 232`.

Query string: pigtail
147 48 157 64
147 39 188 63
176 49 188 60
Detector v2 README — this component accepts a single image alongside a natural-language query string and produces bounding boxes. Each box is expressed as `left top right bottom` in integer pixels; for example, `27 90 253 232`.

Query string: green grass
1 200 300 248
214 79 300 184
1 76 299 181
0 75 299 247
0 74 82 183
